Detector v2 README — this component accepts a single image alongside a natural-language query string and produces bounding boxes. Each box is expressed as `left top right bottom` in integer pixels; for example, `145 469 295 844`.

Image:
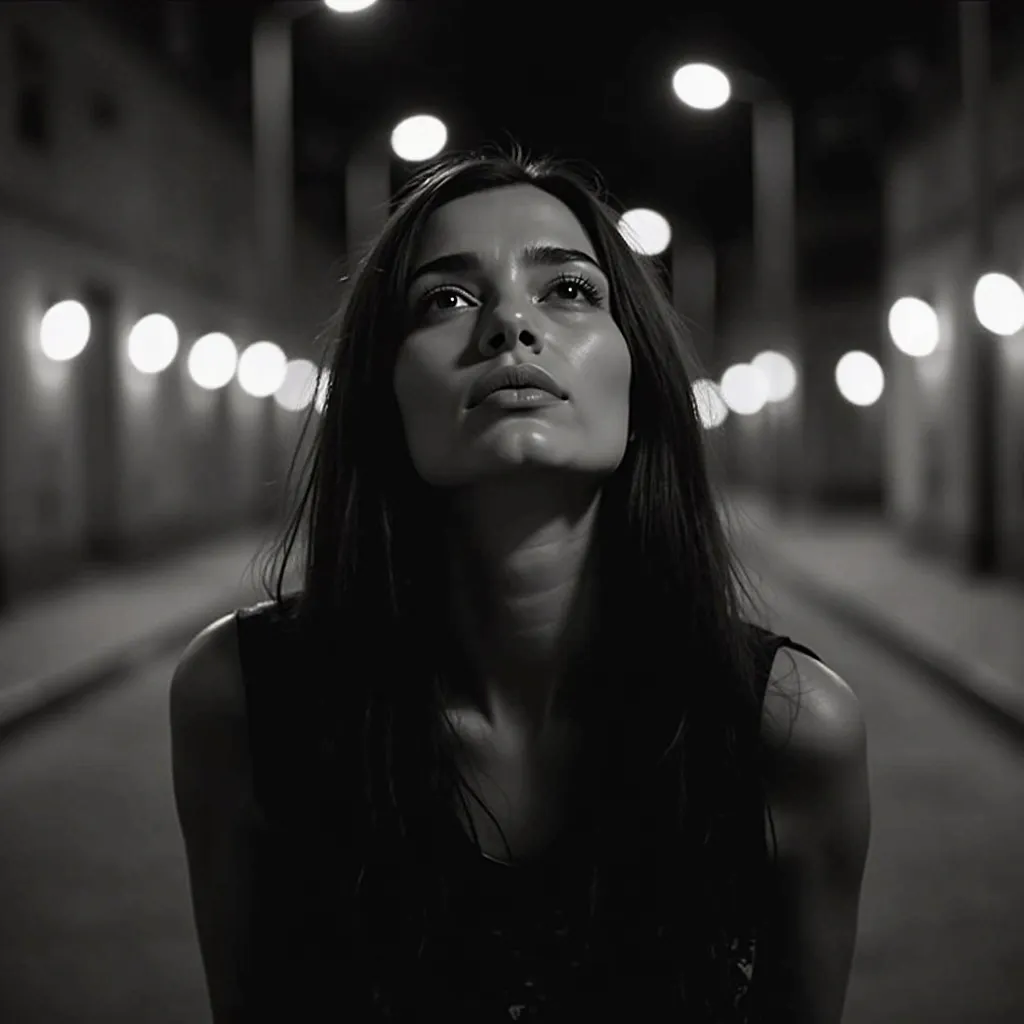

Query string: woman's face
393 184 632 486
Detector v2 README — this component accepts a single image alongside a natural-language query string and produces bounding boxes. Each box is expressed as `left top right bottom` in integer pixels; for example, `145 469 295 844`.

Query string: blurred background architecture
1 4 1024 1022
2 1 1024 608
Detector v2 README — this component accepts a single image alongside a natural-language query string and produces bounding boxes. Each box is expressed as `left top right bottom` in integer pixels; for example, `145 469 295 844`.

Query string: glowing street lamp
720 363 769 416
617 208 672 256
39 299 91 362
835 351 884 407
390 114 448 163
751 350 797 402
888 296 940 357
671 63 732 111
669 62 797 338
973 272 1024 336
237 341 288 399
127 313 179 375
273 358 319 411
253 0 384 313
188 332 238 390
672 59 798 504
323 0 378 12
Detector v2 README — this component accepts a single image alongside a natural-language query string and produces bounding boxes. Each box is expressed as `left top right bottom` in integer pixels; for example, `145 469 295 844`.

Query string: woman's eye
419 289 472 315
547 277 601 305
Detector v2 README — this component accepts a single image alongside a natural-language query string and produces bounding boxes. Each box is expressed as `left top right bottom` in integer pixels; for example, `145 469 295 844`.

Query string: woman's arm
169 614 260 1024
758 648 872 1023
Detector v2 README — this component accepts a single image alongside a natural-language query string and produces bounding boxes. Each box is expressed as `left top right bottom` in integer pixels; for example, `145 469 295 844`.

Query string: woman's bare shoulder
169 613 246 735
168 613 255 827
761 646 866 766
169 614 259 1021
759 647 869 864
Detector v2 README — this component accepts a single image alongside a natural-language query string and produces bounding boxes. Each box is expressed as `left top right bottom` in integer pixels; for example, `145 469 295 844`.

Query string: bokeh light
237 341 287 398
127 313 179 374
751 350 797 402
617 208 672 256
720 363 769 416
973 273 1024 336
671 63 732 111
835 351 885 407
187 333 238 391
274 358 319 412
323 0 378 11
888 296 940 357
39 300 91 362
390 114 448 163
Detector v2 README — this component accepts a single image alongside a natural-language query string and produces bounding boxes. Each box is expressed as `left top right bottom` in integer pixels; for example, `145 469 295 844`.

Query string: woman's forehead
413 184 597 265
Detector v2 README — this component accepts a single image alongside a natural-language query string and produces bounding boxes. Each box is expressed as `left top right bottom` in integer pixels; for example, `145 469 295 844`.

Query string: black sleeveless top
234 597 819 1021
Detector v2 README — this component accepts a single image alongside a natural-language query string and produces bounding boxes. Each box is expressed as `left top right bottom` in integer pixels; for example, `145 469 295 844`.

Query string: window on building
13 25 51 150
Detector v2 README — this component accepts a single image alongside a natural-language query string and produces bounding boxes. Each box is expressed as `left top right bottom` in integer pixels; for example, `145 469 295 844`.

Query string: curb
752 545 1024 746
0 597 240 747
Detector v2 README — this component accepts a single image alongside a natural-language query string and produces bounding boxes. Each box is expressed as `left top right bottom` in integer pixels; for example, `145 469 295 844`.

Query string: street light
720 363 769 417
127 314 179 375
390 114 448 163
835 351 885 408
251 0 381 321
617 208 672 256
888 296 940 357
973 272 1024 336
671 63 731 111
237 341 288 399
253 3 450 307
39 300 91 362
672 59 798 505
961 1 997 572
323 0 378 11
188 333 238 391
274 358 319 412
752 350 797 403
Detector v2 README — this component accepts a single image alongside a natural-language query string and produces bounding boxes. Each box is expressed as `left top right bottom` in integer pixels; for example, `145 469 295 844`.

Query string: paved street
0 570 1022 1022
755 567 1024 1024
0 652 207 1024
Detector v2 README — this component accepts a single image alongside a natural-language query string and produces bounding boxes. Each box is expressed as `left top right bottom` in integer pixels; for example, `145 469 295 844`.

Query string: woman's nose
478 304 543 358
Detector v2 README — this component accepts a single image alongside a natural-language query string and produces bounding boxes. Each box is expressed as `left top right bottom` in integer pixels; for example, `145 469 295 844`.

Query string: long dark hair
261 147 773 1017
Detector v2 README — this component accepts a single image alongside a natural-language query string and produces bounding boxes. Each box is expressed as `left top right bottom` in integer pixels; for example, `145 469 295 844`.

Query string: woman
170 149 871 1022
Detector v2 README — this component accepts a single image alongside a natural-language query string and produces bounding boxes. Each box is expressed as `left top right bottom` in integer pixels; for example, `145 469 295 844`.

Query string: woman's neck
446 471 602 736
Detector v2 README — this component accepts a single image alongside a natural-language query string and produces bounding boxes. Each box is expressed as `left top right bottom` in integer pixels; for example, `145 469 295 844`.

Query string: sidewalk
726 492 1024 740
0 528 290 740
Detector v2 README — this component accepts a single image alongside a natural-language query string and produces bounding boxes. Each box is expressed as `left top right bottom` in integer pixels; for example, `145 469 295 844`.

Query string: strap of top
234 595 308 817
746 622 822 707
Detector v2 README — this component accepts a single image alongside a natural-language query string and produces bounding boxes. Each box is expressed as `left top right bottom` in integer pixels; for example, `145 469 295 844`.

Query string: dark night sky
96 2 1024 249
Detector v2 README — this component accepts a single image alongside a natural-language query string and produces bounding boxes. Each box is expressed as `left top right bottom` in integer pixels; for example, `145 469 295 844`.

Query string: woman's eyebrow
409 245 606 285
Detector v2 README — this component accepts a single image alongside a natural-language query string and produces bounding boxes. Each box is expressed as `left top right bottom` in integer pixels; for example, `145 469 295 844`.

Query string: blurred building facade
715 203 885 510
715 10 1024 587
0 3 341 606
884 41 1024 579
